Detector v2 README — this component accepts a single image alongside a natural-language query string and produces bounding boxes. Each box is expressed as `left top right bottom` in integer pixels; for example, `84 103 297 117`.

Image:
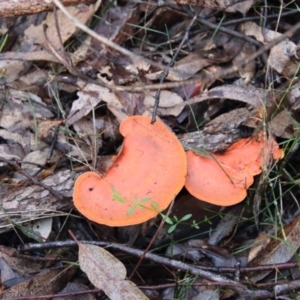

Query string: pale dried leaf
232 42 256 84
239 21 299 77
268 40 299 78
206 107 255 128
0 143 25 162
56 282 97 300
288 84 300 111
247 232 271 263
225 0 257 14
21 148 61 171
0 246 44 277
19 69 48 87
0 60 29 83
25 217 53 242
240 22 282 43
176 0 258 14
146 53 210 81
248 215 300 282
190 288 220 300
270 110 295 138
0 267 76 298
67 85 120 125
23 4 98 50
144 91 184 116
183 85 272 108
37 120 63 140
79 243 149 300
0 257 19 285
69 83 184 124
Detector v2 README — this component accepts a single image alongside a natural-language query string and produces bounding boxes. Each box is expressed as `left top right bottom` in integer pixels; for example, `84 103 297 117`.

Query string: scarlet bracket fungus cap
185 134 284 206
73 116 187 226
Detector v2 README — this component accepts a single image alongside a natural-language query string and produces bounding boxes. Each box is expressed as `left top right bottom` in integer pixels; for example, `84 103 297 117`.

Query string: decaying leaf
240 21 299 78
166 239 237 267
68 83 185 125
146 53 212 81
23 3 100 50
56 282 97 300
175 0 258 14
0 266 76 298
144 90 184 116
24 217 53 242
79 243 149 300
247 215 300 282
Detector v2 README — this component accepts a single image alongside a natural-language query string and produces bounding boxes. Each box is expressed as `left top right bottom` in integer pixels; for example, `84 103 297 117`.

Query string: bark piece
0 0 96 18
0 169 74 233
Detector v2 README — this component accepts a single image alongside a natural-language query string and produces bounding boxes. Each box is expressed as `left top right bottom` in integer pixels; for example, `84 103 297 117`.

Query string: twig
151 9 200 122
18 239 300 299
0 246 67 262
1 289 101 300
181 6 262 47
129 200 175 279
0 0 96 18
19 240 300 273
0 158 64 201
52 0 170 73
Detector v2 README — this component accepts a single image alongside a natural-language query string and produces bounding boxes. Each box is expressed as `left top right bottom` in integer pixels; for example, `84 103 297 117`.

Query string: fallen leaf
79 243 149 300
247 215 300 282
175 0 258 14
0 266 76 298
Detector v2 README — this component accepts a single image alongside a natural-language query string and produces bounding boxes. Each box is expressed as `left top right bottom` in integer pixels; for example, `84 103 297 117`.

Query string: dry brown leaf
0 142 25 162
270 110 295 138
0 60 29 83
0 253 20 284
247 215 300 282
37 120 63 140
146 53 211 81
144 90 184 116
79 243 149 300
24 218 53 242
240 21 282 43
0 266 76 298
0 3 101 84
247 232 271 263
240 21 299 77
1 90 54 129
87 3 140 72
23 4 99 50
232 42 256 84
175 0 257 14
67 85 121 125
56 282 97 300
183 85 273 108
268 40 299 78
68 83 185 125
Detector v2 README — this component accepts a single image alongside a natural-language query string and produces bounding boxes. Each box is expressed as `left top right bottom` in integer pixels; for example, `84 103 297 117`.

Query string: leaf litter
0 0 300 299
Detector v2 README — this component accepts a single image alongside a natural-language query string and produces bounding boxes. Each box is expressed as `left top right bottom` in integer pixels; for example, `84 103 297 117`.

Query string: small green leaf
111 188 125 203
168 224 177 233
192 220 199 229
204 216 212 225
151 201 160 211
164 216 174 225
126 206 136 216
140 197 152 203
180 214 192 222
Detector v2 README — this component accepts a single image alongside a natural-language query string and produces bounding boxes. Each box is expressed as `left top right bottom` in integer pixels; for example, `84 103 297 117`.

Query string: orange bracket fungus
73 116 187 226
185 134 284 206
